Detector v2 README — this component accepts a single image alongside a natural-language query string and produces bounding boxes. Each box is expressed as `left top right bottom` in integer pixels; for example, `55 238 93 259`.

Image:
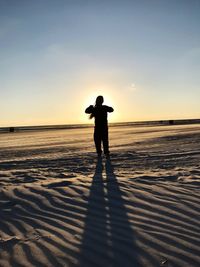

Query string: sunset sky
0 0 200 126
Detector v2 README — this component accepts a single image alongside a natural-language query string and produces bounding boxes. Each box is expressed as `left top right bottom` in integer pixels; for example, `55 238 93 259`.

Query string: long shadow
105 159 141 266
78 157 108 266
78 158 141 267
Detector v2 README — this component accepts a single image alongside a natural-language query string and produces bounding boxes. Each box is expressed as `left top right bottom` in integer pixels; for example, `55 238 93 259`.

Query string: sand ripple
0 125 200 266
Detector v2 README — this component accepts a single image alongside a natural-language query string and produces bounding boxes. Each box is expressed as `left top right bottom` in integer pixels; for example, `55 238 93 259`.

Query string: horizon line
1 118 200 130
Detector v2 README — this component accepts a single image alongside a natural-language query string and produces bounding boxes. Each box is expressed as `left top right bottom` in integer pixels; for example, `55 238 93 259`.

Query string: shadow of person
78 157 108 266
105 158 141 266
78 158 141 267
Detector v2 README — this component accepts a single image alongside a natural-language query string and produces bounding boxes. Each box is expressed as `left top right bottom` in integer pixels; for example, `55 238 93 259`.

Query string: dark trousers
94 127 109 154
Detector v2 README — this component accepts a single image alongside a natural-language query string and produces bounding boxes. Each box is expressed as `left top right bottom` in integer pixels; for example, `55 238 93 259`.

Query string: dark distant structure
85 95 114 157
169 120 174 125
9 127 15 133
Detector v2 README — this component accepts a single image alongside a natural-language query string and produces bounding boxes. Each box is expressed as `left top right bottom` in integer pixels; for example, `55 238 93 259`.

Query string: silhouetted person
85 95 114 157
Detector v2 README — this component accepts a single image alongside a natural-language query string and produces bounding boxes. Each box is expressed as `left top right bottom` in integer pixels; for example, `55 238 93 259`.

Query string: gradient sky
0 0 200 126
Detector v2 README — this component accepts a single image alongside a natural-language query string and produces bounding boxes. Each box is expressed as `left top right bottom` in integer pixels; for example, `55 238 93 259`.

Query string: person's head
95 95 104 106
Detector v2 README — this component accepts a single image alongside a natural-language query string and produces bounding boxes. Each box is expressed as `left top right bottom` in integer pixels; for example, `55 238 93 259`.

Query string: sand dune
0 124 200 267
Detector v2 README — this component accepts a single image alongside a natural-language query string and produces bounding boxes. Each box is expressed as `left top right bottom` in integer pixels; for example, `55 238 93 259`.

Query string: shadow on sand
78 157 141 267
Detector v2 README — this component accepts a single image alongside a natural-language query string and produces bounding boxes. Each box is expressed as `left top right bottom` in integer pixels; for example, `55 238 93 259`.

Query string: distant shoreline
0 118 200 133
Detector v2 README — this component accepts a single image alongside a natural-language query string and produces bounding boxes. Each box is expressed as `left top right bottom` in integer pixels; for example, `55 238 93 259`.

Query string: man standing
85 95 114 157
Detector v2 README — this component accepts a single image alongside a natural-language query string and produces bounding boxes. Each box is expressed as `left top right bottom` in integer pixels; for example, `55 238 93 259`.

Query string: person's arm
85 105 94 114
105 106 114 112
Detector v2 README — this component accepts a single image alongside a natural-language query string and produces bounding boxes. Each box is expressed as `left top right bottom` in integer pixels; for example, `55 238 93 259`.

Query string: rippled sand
0 124 200 267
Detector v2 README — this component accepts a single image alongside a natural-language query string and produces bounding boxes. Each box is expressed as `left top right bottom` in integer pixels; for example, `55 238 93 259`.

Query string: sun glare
81 89 118 124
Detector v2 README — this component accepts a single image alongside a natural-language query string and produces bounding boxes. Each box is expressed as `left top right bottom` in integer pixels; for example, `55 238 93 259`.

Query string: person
85 95 114 157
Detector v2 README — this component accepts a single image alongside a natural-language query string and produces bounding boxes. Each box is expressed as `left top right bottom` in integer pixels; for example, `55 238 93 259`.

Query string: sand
0 124 200 267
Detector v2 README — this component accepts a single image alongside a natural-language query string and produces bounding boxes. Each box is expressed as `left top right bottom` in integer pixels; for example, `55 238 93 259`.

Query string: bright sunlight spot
81 87 118 124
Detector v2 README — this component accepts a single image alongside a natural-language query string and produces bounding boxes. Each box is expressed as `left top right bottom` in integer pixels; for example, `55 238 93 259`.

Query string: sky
0 0 200 126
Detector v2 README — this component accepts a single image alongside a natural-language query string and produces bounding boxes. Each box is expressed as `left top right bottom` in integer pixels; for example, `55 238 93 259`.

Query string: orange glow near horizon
1 2 200 127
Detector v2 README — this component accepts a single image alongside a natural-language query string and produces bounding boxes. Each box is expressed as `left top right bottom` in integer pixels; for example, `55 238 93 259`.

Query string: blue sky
0 0 200 126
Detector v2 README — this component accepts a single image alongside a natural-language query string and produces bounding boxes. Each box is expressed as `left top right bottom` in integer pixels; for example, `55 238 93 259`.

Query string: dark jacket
85 105 114 128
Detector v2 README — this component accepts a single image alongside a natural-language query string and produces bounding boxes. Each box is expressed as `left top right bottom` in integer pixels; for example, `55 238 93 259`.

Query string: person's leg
94 129 102 155
102 128 109 155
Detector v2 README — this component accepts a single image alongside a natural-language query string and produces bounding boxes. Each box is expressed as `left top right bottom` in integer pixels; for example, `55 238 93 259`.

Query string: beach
0 123 200 267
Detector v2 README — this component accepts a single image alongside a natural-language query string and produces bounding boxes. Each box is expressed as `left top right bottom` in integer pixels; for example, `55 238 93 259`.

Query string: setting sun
82 88 119 124
0 0 199 128
1 2 200 266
